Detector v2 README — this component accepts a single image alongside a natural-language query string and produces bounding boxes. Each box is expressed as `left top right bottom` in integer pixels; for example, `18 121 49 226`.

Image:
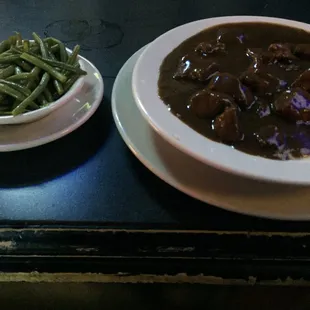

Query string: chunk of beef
173 54 219 82
208 73 254 108
214 106 242 142
291 69 310 92
240 70 286 97
294 44 310 59
255 125 285 149
195 41 226 57
268 43 296 62
246 47 299 70
189 89 234 118
254 101 271 118
246 48 274 65
274 87 310 122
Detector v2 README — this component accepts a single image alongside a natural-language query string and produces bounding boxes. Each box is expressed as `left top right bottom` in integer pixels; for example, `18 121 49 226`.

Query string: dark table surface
2 0 310 281
0 0 308 229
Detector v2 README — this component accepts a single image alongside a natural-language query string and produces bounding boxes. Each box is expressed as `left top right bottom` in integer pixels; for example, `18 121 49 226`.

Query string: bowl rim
132 15 310 185
0 46 85 124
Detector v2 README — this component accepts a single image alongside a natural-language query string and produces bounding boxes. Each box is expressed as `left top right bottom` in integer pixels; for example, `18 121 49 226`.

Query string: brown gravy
158 22 310 160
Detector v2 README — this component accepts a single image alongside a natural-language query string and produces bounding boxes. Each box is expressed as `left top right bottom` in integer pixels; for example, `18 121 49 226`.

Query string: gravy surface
158 22 310 160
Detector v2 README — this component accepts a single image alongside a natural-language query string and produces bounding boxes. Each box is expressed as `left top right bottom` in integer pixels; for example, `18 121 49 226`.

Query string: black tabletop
0 0 309 230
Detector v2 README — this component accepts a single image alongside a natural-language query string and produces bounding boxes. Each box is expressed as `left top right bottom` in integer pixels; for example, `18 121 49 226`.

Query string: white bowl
132 16 310 185
0 48 85 125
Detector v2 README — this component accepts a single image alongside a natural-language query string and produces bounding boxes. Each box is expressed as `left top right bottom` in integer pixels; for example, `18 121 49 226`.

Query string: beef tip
214 106 242 142
268 43 296 62
246 48 274 65
195 41 226 57
216 28 248 45
294 44 310 59
254 101 271 118
189 89 234 118
274 87 310 122
240 70 286 97
208 73 254 108
173 54 219 82
255 125 285 149
246 47 298 71
292 69 310 92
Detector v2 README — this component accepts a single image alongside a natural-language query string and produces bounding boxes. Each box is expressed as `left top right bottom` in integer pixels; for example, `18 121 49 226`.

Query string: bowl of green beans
0 32 87 125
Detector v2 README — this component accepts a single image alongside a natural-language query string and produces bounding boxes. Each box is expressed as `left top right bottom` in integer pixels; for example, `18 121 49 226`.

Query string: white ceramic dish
132 16 310 185
0 48 85 125
114 46 310 221
0 54 103 151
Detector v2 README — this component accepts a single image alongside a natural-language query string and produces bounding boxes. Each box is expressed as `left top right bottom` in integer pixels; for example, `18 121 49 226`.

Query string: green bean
0 65 15 79
43 37 54 45
46 37 68 62
15 32 22 46
26 67 41 90
59 44 68 62
38 56 86 75
67 45 80 65
44 48 65 97
0 40 10 54
29 43 58 55
63 74 80 92
0 52 15 59
0 83 27 101
7 46 22 54
15 59 33 71
20 53 67 83
26 80 35 91
12 72 50 115
7 72 33 81
53 80 64 96
50 44 59 53
26 80 36 91
30 66 41 77
43 87 53 102
32 32 48 58
23 40 30 52
0 79 31 97
23 49 85 75
29 44 39 54
12 99 38 110
46 45 56 60
0 55 20 63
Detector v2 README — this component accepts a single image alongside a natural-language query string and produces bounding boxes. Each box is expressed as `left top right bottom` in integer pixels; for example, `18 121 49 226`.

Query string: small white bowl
0 49 85 125
132 16 310 185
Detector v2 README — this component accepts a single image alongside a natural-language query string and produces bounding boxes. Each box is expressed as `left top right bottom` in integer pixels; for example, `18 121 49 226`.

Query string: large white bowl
132 16 310 185
0 48 85 125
